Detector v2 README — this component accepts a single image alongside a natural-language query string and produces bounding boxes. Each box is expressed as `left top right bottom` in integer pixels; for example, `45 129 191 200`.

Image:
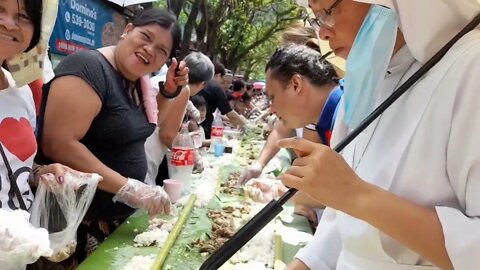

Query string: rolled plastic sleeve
294 208 341 270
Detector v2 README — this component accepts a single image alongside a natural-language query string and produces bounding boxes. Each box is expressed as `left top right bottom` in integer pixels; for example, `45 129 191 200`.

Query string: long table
78 136 313 270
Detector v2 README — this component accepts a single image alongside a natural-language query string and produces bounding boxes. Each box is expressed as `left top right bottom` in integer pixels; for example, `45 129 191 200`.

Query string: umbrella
106 0 156 7
252 82 265 90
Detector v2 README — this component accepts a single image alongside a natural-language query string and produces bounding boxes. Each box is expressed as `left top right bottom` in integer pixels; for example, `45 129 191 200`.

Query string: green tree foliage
155 0 303 80
238 37 277 80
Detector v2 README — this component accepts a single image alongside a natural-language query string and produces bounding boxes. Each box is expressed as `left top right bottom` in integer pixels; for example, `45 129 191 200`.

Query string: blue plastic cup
214 143 225 157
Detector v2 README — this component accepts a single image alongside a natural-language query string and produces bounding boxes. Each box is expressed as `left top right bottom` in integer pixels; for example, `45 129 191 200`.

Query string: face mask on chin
7 0 59 87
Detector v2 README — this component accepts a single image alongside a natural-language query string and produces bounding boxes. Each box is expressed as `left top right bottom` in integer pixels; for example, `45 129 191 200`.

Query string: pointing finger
169 57 178 72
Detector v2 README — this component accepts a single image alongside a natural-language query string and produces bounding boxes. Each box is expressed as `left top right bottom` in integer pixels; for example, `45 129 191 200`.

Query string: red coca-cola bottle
170 123 195 193
209 112 224 151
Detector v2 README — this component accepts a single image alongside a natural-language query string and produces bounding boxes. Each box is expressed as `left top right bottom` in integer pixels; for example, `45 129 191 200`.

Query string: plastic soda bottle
170 124 195 193
209 112 224 151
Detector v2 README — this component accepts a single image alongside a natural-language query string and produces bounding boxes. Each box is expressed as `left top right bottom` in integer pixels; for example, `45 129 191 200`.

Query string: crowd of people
1 0 479 269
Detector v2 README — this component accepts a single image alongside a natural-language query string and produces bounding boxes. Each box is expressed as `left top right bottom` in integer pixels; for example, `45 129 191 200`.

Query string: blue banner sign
50 0 125 55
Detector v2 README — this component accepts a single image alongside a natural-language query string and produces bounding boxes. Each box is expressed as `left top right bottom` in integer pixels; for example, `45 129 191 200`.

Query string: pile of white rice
133 217 178 248
123 254 155 270
177 164 219 207
228 205 275 269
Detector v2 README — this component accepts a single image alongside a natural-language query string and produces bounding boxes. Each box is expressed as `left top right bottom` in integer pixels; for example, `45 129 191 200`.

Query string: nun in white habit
279 0 480 269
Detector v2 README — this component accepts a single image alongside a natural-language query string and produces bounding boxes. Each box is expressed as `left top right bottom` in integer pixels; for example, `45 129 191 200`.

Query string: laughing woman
0 0 76 267
0 0 71 213
35 8 189 266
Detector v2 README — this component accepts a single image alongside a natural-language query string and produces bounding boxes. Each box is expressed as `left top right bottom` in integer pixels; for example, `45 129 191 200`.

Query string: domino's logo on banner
50 0 126 55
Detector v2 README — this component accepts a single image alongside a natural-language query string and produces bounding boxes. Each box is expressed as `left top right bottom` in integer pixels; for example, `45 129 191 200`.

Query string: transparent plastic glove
113 178 171 217
244 178 283 203
238 161 264 185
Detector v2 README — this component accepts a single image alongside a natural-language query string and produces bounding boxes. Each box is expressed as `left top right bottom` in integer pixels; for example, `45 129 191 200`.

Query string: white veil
354 0 480 63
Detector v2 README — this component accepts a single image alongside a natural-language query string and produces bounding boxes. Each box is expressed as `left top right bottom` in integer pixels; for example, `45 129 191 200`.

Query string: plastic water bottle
209 112 224 151
170 124 195 193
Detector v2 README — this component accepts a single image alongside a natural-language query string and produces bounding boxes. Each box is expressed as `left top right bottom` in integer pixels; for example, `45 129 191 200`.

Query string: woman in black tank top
32 8 189 268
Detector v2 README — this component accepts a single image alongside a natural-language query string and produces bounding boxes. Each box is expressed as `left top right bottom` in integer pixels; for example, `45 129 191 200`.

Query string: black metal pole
199 12 480 270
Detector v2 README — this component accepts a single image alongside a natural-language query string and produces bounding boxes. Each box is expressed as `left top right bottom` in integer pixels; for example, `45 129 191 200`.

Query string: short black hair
131 8 181 58
246 83 253 91
232 80 245 92
266 44 339 87
24 0 43 52
190 94 206 108
214 61 226 77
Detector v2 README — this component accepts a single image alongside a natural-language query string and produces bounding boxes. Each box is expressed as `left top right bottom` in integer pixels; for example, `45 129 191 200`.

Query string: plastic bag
30 171 101 262
0 209 52 270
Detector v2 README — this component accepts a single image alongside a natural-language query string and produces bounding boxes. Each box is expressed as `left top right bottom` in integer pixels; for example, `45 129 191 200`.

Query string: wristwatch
158 81 183 99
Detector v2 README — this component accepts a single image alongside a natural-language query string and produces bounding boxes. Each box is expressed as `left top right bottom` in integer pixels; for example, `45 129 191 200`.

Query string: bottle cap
225 146 233 154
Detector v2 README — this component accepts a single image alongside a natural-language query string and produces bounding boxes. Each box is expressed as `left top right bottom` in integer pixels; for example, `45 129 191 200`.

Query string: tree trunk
195 2 207 52
204 1 230 61
169 0 186 18
243 60 257 81
180 0 204 57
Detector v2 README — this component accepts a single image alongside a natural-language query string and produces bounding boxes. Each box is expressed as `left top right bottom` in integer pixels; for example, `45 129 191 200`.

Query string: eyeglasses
307 0 343 31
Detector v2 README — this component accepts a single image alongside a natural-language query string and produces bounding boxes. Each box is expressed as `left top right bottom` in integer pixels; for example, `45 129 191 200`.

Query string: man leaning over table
240 44 343 226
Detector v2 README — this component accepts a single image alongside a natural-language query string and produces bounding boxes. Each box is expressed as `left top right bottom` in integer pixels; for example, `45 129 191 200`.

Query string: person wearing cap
222 69 234 91
280 1 480 269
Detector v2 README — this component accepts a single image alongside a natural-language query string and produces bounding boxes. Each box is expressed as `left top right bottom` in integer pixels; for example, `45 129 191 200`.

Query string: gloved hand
113 178 171 217
238 161 264 185
244 178 284 203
